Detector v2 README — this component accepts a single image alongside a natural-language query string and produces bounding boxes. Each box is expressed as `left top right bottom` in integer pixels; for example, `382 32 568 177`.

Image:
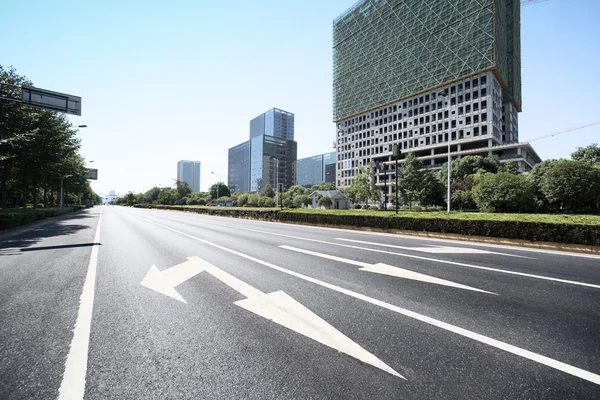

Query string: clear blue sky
1 0 599 196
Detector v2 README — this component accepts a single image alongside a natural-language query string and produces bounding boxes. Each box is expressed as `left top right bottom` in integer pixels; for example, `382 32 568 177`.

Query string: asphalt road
1 205 599 399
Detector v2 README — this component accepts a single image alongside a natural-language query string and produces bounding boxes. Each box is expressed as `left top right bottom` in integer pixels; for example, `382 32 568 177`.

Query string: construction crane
521 0 548 5
526 121 600 143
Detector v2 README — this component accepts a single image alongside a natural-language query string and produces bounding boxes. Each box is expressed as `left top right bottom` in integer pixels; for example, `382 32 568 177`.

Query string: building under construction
333 0 541 188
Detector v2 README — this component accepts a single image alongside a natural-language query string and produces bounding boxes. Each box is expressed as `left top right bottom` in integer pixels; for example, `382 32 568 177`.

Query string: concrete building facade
332 0 540 188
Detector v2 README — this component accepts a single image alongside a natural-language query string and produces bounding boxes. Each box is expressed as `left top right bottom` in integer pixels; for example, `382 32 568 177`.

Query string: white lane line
279 245 496 295
141 217 600 386
237 227 600 290
335 238 532 258
58 208 103 400
203 215 600 260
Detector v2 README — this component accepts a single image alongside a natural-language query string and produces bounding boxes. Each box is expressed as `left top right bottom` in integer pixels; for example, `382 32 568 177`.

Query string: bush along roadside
0 205 91 230
132 204 600 247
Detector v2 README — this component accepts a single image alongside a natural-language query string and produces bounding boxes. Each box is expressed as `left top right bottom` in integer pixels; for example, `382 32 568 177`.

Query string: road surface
1 206 599 399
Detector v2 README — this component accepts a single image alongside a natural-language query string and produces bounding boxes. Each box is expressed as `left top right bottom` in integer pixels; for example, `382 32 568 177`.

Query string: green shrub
0 207 79 230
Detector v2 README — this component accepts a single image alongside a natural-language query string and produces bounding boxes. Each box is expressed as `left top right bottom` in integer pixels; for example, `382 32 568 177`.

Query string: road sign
21 86 82 116
85 169 98 180
141 256 403 378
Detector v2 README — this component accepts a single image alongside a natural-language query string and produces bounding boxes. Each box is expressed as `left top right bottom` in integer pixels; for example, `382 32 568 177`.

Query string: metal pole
447 98 451 213
395 158 399 214
60 178 64 208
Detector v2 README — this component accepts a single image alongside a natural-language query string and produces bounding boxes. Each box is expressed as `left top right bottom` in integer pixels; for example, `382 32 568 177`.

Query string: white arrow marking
140 260 205 303
279 245 496 295
335 238 532 258
140 256 403 378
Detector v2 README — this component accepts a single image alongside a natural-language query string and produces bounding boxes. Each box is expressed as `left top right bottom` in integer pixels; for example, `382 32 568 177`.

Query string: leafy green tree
571 143 600 165
418 171 445 208
293 194 310 208
501 161 520 175
396 152 423 210
285 185 306 198
472 172 540 212
310 182 336 191
259 196 275 207
145 187 161 203
260 183 275 198
536 160 600 211
175 180 192 200
158 188 177 205
347 165 379 206
246 193 259 207
318 196 333 208
438 155 501 185
210 182 230 199
124 191 136 206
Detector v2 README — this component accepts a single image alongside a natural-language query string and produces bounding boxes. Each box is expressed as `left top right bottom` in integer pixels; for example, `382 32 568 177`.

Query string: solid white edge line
140 217 600 386
58 208 103 400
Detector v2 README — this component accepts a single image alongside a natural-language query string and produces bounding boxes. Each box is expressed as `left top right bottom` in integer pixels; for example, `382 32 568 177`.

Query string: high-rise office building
333 0 540 188
177 160 201 192
296 151 336 188
228 108 297 193
228 141 251 193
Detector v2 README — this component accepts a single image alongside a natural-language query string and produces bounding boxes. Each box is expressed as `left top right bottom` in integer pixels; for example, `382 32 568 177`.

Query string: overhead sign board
22 86 81 116
85 168 98 180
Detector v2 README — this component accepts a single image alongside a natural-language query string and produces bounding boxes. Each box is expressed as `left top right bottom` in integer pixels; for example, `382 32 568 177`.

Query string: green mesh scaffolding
333 0 521 121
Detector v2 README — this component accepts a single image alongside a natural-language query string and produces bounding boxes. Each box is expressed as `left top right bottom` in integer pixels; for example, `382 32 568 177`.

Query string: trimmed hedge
132 204 600 246
0 206 90 230
278 211 600 246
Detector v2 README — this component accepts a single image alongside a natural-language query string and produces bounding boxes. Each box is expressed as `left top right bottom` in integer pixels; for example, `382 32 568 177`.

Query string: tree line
116 143 600 214
347 143 600 213
0 66 100 209
115 180 336 208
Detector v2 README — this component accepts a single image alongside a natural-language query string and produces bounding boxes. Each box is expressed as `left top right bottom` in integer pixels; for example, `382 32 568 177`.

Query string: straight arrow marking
279 245 496 295
140 256 403 378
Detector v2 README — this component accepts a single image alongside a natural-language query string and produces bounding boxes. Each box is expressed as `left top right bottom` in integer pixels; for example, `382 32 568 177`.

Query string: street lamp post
270 157 279 209
211 172 219 204
439 90 451 213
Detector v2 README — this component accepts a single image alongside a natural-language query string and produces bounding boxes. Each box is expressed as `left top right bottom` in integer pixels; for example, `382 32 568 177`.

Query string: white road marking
279 245 495 295
58 209 103 400
336 238 531 258
238 227 600 290
141 256 402 378
140 217 600 385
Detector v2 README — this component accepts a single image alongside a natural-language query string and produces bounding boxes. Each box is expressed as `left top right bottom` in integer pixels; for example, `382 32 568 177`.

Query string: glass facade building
228 141 251 193
250 108 295 140
296 151 336 188
228 108 297 193
176 160 201 192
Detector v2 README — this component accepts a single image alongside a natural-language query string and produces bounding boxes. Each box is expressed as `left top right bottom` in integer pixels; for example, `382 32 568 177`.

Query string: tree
310 182 336 191
124 191 136 206
472 172 540 213
175 180 192 200
260 183 275 198
396 152 423 210
347 165 379 206
293 194 310 208
318 196 333 208
438 155 501 185
210 182 230 199
571 143 600 165
418 171 445 208
501 161 520 175
536 160 600 211
158 188 177 205
286 185 306 198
